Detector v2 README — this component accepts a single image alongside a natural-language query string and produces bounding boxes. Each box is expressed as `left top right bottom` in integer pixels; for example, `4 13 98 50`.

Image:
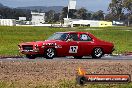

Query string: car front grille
22 45 33 50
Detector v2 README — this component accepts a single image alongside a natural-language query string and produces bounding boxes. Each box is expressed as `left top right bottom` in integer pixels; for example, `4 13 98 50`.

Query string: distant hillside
17 6 64 13
0 3 8 8
0 3 3 7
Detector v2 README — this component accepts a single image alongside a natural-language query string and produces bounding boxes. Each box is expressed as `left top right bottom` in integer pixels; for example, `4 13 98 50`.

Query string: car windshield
47 33 68 41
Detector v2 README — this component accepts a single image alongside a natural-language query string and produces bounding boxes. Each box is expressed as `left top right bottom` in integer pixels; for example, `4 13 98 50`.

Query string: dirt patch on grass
0 59 132 86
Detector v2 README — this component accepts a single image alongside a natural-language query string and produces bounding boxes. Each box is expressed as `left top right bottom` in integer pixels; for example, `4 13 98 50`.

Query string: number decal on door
69 46 78 53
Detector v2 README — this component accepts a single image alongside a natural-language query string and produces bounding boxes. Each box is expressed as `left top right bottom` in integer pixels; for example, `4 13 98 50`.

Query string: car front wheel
92 48 103 58
45 48 56 59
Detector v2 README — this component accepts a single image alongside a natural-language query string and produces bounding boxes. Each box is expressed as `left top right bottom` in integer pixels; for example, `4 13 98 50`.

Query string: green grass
0 26 132 56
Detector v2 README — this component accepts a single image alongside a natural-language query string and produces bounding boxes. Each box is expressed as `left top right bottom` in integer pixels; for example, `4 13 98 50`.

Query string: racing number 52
69 46 78 53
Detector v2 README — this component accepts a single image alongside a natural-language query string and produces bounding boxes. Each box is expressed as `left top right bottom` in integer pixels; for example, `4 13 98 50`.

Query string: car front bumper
20 50 39 55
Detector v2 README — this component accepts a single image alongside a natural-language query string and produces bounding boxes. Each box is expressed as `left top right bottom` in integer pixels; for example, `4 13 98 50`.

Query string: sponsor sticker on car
69 46 78 53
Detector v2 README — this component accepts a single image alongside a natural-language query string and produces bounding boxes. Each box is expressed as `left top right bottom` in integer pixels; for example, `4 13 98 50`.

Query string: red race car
18 31 114 59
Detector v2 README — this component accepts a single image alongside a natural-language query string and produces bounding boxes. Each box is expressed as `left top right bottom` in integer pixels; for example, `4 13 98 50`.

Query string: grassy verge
0 26 132 56
0 80 132 88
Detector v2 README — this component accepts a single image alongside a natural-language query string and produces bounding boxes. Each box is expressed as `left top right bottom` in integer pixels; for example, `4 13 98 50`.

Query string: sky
0 0 111 12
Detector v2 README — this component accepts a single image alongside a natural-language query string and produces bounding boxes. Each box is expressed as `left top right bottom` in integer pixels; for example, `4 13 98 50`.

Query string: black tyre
26 55 36 59
74 56 83 59
92 48 103 58
45 48 56 59
76 76 86 85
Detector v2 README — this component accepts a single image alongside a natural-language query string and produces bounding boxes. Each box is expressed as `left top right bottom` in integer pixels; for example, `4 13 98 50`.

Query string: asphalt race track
0 55 132 61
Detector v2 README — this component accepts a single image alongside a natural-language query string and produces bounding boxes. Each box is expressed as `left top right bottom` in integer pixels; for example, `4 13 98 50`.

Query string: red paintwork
18 32 114 57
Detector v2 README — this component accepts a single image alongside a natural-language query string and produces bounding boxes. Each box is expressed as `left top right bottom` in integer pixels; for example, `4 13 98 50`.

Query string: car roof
56 31 90 34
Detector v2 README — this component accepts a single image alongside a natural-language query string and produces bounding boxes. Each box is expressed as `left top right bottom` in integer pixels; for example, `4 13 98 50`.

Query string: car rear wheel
45 48 55 59
92 48 103 58
26 55 36 59
74 56 83 59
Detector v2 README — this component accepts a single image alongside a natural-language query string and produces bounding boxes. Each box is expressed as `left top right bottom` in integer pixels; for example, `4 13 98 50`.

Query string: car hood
20 41 43 45
19 40 61 46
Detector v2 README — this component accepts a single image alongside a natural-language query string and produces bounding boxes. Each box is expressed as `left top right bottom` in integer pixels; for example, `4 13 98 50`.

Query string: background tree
108 0 125 20
54 13 60 22
60 7 77 19
45 10 55 23
68 9 77 19
60 7 68 20
105 13 115 21
0 8 31 20
86 12 92 20
91 10 104 20
123 0 132 26
76 8 88 19
123 0 132 14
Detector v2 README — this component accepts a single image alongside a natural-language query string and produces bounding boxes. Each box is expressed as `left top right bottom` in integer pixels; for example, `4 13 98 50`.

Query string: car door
65 33 80 56
56 33 79 56
78 33 95 56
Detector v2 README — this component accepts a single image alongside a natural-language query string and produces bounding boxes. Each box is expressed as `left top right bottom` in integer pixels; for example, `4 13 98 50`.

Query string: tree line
0 0 131 25
108 0 132 25
43 0 132 25
0 7 31 20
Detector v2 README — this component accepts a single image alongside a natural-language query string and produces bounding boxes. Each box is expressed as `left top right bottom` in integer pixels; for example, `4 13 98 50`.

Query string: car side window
80 34 92 41
60 33 68 41
69 33 78 41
